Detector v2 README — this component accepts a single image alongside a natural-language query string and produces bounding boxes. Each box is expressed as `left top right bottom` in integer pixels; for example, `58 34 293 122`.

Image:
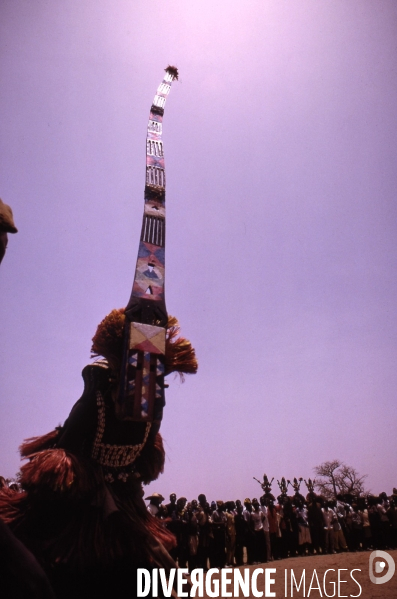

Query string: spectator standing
368 496 382 549
250 499 267 564
295 500 312 556
387 500 397 549
234 503 247 566
259 496 271 562
307 495 324 555
350 504 364 551
210 501 227 568
243 498 254 565
185 502 199 571
322 502 336 554
172 497 189 568
145 492 165 517
225 501 236 566
165 493 177 517
329 500 348 552
196 494 211 570
359 503 372 550
267 500 281 560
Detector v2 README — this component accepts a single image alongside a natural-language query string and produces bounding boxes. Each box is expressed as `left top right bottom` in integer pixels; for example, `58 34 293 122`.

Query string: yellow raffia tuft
91 308 126 367
165 315 198 380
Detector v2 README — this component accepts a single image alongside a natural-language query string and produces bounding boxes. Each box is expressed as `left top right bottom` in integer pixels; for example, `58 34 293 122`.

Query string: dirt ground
200 550 397 598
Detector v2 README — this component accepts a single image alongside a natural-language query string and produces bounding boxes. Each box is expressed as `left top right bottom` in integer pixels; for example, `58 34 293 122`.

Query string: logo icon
369 550 395 584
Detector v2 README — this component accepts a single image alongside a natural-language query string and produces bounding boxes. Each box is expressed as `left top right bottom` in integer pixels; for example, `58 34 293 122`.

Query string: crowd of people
144 479 397 571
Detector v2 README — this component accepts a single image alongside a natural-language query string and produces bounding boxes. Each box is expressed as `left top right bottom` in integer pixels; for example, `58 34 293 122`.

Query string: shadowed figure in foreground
0 66 198 598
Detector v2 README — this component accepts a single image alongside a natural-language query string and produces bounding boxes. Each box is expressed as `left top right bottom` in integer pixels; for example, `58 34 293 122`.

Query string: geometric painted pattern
123 349 166 421
129 322 165 355
129 69 177 305
117 68 177 423
132 244 165 300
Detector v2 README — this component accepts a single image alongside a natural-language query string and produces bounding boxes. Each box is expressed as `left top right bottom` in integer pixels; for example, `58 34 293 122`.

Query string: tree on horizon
313 459 368 499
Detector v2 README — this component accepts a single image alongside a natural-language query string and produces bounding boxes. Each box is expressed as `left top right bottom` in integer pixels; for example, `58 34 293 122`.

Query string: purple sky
1 0 396 503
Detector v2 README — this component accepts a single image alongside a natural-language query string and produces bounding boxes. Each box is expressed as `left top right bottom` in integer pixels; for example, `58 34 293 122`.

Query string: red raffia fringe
19 449 94 499
165 315 198 379
20 429 59 458
134 432 165 484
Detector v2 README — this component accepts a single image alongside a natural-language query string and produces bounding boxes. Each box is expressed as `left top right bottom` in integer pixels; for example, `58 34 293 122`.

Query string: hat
0 199 18 233
145 492 164 502
244 498 251 505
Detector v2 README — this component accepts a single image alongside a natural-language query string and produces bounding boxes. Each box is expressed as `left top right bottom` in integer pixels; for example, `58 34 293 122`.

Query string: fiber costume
0 67 197 599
